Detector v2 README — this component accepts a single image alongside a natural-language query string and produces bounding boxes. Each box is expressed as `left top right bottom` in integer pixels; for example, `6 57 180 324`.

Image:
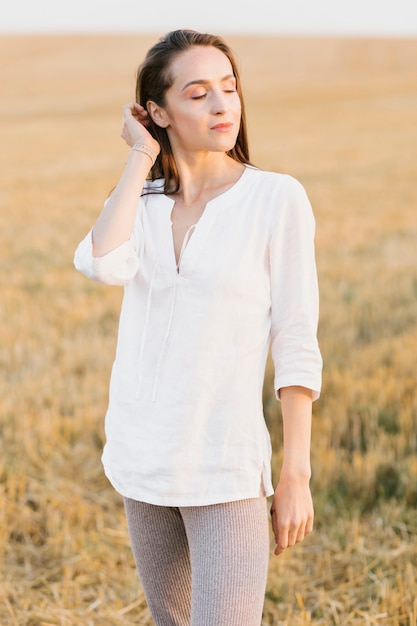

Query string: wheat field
1 34 417 625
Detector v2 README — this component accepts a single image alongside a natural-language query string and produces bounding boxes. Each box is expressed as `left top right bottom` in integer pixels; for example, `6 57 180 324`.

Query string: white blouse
74 165 322 506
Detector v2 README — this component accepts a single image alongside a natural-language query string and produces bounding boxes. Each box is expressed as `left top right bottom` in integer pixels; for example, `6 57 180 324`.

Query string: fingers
271 510 313 556
123 101 144 113
132 102 150 121
120 102 154 148
122 102 138 118
305 515 314 536
122 102 149 124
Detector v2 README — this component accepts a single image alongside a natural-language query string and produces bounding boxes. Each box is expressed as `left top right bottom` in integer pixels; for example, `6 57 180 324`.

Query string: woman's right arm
91 102 160 258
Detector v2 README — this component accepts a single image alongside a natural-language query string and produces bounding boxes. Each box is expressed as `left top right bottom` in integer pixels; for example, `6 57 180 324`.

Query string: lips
211 122 234 131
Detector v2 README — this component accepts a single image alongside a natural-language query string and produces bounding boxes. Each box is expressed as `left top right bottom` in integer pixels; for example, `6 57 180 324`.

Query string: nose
211 89 228 115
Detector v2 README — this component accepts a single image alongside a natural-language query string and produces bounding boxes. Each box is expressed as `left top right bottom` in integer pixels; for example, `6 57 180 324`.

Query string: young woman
74 29 322 626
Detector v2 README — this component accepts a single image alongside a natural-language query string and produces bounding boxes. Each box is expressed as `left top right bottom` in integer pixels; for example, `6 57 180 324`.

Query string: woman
74 29 322 626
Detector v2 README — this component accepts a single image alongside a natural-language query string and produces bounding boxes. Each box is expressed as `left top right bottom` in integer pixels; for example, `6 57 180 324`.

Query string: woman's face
152 46 242 156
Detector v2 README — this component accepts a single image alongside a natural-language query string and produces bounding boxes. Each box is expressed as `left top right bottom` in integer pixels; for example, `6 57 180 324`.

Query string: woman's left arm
268 177 322 555
270 385 314 556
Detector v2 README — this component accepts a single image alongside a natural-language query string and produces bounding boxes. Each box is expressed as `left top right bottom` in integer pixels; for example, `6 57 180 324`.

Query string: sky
2 0 417 36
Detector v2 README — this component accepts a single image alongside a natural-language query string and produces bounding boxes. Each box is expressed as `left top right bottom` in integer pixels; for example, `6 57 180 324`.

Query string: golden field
1 34 417 625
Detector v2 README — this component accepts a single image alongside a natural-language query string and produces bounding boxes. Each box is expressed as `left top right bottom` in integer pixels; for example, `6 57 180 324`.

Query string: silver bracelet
131 142 157 165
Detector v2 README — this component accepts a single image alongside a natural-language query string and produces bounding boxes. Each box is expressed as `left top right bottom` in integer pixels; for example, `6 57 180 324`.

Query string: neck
171 152 244 207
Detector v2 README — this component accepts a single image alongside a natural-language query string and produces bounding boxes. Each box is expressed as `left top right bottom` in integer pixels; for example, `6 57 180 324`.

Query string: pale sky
2 0 417 36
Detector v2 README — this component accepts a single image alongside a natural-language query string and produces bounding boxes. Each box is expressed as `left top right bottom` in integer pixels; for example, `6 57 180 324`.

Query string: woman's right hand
121 102 161 156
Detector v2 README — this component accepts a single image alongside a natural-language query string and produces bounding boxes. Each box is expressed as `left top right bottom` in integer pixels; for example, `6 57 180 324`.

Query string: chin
212 138 238 153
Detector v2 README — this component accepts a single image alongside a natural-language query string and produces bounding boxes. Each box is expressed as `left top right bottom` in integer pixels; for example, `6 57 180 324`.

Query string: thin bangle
131 142 157 165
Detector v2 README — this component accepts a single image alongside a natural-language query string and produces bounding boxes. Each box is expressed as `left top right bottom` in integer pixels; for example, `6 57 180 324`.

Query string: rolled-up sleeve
73 200 143 286
74 231 140 286
269 176 322 400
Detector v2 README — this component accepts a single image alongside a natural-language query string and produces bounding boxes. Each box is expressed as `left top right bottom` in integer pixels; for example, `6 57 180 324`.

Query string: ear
147 101 170 128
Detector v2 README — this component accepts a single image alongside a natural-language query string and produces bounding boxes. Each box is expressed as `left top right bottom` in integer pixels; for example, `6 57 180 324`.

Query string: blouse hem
104 468 274 507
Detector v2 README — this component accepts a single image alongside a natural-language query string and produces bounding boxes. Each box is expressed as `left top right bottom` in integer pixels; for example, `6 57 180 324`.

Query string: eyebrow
181 74 236 91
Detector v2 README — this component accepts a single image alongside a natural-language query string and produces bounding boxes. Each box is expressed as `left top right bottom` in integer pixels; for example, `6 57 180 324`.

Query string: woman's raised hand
121 102 161 156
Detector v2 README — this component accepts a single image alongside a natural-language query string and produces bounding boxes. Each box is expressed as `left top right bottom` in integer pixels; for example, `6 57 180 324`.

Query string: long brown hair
136 29 252 194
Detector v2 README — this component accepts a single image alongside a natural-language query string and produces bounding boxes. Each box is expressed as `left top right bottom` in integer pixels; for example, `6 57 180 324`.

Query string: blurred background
2 0 417 36
1 1 417 624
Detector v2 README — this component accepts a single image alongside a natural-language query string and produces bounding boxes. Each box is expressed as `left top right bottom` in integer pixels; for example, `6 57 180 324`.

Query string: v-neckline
170 206 209 274
174 223 198 272
161 165 250 275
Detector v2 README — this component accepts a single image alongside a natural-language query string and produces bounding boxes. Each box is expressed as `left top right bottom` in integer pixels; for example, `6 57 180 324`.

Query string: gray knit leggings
124 497 270 626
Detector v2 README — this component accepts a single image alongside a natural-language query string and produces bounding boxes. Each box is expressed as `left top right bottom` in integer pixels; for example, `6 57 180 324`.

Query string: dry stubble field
1 34 417 625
